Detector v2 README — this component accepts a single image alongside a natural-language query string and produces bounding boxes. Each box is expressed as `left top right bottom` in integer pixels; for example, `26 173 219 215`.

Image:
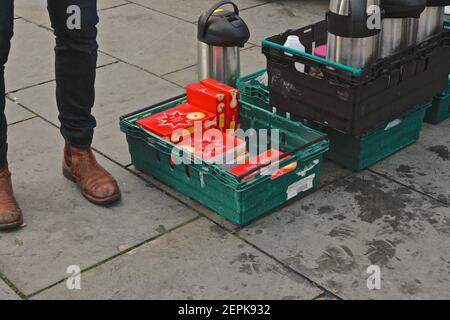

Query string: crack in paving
368 168 449 206
0 271 26 300
127 1 197 25
26 215 201 299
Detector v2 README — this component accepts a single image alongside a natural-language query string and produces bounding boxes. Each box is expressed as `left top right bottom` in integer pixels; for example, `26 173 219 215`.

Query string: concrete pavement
1 0 449 300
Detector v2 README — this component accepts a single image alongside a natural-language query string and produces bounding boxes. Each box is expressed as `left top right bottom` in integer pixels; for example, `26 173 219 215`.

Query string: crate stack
425 20 450 124
237 19 450 171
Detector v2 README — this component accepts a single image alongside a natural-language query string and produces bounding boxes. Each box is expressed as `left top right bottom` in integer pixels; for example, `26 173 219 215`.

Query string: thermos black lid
327 0 381 38
381 0 426 18
198 1 250 47
426 0 450 6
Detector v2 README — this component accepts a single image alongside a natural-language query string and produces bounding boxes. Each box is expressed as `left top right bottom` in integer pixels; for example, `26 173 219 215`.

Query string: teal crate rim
261 38 363 76
120 96 329 191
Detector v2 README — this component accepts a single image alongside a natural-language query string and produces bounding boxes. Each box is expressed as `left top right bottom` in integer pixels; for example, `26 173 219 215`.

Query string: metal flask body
327 34 380 69
413 6 445 43
326 0 381 69
197 1 250 87
198 42 240 88
379 18 410 58
379 0 426 58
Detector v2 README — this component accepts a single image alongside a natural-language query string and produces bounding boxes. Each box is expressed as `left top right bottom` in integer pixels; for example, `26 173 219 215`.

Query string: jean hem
66 141 92 150
0 156 7 169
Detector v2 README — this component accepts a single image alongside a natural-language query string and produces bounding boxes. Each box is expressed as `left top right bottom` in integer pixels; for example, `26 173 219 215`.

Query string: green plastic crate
237 70 270 110
425 77 450 124
120 95 329 225
305 101 432 171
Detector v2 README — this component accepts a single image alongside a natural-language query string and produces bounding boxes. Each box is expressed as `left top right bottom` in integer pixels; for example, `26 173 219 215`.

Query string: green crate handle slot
261 38 363 75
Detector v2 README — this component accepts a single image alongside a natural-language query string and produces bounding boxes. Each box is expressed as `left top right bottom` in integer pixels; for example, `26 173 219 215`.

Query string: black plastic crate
262 20 450 135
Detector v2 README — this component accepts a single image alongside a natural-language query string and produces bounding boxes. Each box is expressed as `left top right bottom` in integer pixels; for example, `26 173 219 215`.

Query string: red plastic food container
186 83 226 130
176 131 246 164
136 103 217 143
228 149 297 180
201 78 239 132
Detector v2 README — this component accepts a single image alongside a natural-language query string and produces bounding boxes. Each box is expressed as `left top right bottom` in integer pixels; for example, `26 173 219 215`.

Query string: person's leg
47 0 120 205
0 0 14 169
0 0 23 232
47 0 98 147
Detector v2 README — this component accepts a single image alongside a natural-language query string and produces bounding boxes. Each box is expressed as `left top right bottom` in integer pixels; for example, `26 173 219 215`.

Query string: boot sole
0 216 23 232
63 168 121 206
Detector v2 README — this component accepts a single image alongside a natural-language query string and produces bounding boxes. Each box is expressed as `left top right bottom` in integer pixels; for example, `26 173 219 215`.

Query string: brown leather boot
0 164 23 231
63 143 121 206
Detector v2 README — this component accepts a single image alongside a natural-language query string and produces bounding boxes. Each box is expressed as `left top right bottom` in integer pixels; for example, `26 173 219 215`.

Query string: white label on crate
287 174 316 200
384 118 402 131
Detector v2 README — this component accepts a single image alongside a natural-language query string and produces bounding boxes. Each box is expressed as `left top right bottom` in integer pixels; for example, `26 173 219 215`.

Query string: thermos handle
198 0 240 38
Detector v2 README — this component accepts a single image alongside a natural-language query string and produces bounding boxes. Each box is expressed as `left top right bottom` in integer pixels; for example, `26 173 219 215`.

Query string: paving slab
0 117 197 296
240 0 327 45
371 121 450 205
131 0 272 23
97 3 197 76
0 280 20 300
6 19 116 93
14 0 129 28
439 117 450 127
240 171 450 300
5 19 55 93
163 46 267 87
317 159 352 189
11 62 184 166
128 165 241 232
34 218 323 300
5 99 34 125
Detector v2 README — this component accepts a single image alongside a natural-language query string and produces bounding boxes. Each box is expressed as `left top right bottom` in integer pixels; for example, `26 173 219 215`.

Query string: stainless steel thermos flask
197 1 250 87
411 0 450 44
326 0 381 69
379 0 426 58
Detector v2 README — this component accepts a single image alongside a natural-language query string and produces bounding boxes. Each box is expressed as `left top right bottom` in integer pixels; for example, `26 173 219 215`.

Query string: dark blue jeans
0 0 98 168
